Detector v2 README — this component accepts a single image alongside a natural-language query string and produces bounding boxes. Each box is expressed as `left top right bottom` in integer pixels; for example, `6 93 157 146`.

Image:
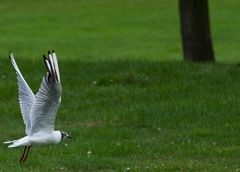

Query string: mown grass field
1 0 240 171
0 0 239 63
1 60 240 171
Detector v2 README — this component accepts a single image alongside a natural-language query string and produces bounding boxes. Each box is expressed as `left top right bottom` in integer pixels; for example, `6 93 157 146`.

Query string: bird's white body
4 51 70 163
7 131 62 148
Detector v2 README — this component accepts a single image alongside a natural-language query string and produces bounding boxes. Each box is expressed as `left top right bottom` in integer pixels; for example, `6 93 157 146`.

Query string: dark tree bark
179 0 214 62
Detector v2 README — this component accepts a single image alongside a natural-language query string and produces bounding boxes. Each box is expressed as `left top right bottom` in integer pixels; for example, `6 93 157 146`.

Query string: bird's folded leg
20 145 32 164
19 146 27 164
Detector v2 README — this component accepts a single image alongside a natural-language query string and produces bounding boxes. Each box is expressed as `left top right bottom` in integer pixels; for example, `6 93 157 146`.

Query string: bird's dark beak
67 135 73 139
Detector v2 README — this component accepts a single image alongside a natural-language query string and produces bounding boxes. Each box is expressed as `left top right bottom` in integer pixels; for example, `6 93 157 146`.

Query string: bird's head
60 131 72 140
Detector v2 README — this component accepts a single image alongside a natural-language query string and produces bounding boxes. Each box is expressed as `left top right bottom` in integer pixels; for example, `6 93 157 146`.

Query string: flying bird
4 51 71 164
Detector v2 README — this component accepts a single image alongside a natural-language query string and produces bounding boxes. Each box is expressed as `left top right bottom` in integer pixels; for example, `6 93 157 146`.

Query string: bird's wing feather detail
9 53 35 135
52 52 60 82
29 52 61 134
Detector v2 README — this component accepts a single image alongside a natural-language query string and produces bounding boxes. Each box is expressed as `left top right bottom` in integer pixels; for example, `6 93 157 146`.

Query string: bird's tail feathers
8 143 19 148
4 139 27 148
4 140 16 144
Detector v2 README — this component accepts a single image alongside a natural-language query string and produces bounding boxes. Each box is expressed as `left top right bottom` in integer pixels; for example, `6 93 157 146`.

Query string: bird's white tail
4 140 22 148
4 137 30 148
4 140 16 144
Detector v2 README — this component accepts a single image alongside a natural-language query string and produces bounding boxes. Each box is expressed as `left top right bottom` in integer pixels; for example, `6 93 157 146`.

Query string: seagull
4 51 72 164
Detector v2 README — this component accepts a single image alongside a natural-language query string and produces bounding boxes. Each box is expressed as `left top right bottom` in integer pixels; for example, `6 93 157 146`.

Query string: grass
0 0 239 63
0 0 181 61
0 0 240 171
1 59 240 171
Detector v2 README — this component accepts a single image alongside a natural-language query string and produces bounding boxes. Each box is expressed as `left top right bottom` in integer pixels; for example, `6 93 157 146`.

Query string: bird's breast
30 133 61 146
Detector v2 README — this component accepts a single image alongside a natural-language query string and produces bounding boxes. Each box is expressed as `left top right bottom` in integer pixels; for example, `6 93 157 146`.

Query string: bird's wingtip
43 54 47 60
9 52 16 66
9 51 14 59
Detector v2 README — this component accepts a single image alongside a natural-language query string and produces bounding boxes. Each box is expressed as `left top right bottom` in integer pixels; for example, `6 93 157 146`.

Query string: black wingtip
52 50 55 53
43 54 47 60
43 55 48 67
43 54 51 77
48 50 51 55
9 51 13 60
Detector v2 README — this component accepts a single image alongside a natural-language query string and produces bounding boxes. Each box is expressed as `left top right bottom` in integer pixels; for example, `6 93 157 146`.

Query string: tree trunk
179 0 214 62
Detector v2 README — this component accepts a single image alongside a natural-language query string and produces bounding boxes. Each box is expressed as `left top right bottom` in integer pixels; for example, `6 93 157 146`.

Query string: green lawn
0 0 180 61
1 59 240 171
1 0 240 171
0 0 239 63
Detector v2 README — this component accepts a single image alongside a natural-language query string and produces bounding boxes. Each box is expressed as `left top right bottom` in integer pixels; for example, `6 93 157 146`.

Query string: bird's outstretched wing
9 53 35 135
29 51 62 134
